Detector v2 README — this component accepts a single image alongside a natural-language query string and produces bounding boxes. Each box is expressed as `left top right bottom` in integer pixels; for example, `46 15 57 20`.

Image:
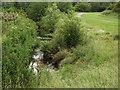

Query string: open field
81 12 118 36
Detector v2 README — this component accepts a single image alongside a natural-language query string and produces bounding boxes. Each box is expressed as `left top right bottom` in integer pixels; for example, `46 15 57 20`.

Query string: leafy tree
2 2 14 8
14 2 30 11
26 2 48 21
54 16 86 48
112 2 120 13
38 3 63 35
75 2 91 12
90 2 110 12
57 2 73 13
107 3 115 10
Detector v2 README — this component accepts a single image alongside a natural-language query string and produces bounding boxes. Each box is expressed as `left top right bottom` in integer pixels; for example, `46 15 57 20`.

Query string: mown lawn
80 12 118 36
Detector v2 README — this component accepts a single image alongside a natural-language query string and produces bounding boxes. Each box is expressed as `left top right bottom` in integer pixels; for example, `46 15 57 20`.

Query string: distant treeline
2 2 119 21
2 2 118 12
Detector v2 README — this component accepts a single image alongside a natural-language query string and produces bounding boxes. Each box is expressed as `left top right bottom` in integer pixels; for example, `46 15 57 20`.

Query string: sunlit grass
80 12 118 36
36 12 118 88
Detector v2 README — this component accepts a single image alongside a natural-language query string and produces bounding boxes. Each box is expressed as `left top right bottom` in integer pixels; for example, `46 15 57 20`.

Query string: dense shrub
40 41 53 63
57 2 73 13
38 3 62 35
2 7 26 14
2 10 39 88
13 2 30 11
26 2 48 21
54 16 86 48
75 2 91 12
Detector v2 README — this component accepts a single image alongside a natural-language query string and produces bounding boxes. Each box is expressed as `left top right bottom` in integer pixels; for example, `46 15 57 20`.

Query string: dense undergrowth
2 8 39 88
2 2 118 88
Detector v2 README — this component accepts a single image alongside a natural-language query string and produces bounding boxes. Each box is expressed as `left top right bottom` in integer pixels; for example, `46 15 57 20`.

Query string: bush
54 16 86 48
2 7 26 16
2 10 39 88
26 2 48 21
75 2 91 12
57 2 73 13
40 41 53 63
38 3 62 35
13 2 30 11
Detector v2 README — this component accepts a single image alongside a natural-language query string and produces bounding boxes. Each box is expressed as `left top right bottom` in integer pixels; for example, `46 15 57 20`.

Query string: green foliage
40 41 53 63
75 2 91 12
60 42 95 67
107 3 115 10
2 2 14 8
52 49 69 64
2 2 29 10
44 34 53 38
54 16 86 48
2 10 38 88
112 2 120 13
2 2 118 88
14 2 30 11
101 10 112 15
101 10 118 16
2 7 26 16
26 2 48 21
57 2 73 13
39 3 62 34
90 2 110 12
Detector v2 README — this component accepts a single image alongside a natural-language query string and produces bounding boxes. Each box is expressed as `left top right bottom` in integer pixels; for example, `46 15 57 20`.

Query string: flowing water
29 36 54 75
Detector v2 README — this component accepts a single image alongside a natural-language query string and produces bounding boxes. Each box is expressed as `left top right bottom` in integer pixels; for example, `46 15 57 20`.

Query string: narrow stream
29 36 53 75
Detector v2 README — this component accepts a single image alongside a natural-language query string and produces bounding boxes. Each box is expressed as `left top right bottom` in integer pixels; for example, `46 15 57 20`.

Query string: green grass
80 12 118 36
36 12 118 88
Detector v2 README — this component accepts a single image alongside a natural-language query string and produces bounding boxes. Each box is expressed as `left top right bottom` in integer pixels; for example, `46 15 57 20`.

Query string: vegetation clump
57 2 73 13
26 2 48 21
75 2 91 12
38 3 62 35
2 9 39 88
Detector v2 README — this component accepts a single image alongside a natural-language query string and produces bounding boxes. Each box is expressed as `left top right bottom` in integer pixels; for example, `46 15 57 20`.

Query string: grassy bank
35 12 118 88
